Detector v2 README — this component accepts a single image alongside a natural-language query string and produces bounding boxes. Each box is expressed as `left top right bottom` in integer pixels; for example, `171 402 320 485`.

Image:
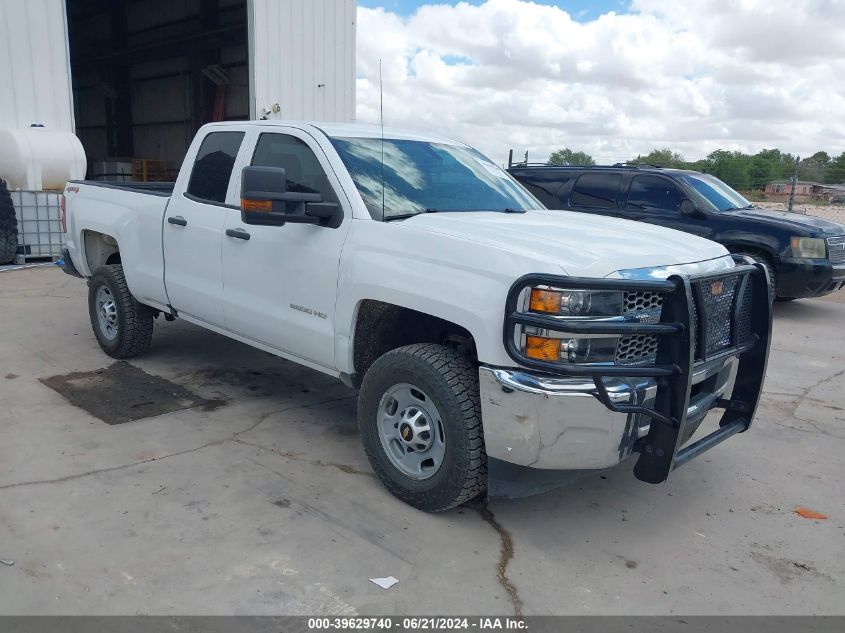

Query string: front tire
88 264 154 358
733 250 777 300
358 344 486 512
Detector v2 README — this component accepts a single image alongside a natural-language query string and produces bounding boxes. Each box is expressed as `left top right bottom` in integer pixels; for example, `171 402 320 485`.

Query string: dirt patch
41 362 225 425
750 551 830 584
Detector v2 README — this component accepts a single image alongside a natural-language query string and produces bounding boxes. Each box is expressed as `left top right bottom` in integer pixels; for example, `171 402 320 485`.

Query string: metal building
0 0 357 181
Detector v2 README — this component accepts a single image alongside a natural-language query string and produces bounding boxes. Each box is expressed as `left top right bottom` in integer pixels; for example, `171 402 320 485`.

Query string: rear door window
186 131 245 204
570 173 622 209
627 175 683 211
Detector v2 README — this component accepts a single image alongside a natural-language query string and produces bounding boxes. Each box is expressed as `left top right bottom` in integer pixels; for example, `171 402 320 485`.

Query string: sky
354 0 845 165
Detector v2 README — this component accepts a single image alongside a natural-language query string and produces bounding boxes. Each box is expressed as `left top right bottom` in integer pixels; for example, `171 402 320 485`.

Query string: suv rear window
570 173 622 209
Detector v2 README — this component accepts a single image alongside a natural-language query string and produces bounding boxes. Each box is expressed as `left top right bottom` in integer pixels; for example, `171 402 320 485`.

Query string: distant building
764 180 845 201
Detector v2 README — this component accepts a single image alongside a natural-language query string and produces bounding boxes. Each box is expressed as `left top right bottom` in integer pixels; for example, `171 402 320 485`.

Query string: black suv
508 163 845 300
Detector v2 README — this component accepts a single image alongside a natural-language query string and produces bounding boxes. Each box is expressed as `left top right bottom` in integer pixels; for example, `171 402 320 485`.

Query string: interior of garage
67 0 250 182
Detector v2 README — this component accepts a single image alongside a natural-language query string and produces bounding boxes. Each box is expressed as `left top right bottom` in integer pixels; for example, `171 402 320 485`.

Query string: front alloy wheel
377 383 446 480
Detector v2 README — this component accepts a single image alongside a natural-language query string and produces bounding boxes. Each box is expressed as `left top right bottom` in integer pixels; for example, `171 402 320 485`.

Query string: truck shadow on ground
47 318 749 522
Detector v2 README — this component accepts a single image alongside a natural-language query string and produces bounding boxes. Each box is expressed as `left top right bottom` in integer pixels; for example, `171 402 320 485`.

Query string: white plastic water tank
0 127 87 191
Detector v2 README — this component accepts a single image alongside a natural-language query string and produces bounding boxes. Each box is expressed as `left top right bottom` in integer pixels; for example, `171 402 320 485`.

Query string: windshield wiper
384 208 441 222
385 207 527 221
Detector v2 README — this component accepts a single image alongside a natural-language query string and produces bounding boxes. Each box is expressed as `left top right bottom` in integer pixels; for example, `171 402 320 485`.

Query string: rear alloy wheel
358 343 486 512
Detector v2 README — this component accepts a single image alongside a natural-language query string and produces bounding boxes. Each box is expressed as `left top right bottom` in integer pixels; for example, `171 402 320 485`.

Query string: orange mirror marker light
242 199 272 212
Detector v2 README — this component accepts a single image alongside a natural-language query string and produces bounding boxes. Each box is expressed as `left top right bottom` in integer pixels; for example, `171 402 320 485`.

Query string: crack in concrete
763 369 845 438
474 502 523 617
0 395 353 491
786 369 845 418
232 437 373 477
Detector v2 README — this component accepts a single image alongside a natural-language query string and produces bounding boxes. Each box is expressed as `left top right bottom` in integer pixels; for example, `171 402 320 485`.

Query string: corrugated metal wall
0 0 75 132
249 0 356 122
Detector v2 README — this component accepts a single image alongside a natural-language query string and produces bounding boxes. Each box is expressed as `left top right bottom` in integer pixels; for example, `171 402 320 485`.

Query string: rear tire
358 343 486 512
0 179 18 264
88 264 154 358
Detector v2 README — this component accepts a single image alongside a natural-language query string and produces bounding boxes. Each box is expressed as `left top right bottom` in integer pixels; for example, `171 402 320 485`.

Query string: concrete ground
0 267 842 616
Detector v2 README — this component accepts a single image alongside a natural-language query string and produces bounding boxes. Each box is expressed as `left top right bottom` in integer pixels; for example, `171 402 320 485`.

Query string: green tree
547 148 595 166
826 153 845 184
705 150 751 190
631 148 685 168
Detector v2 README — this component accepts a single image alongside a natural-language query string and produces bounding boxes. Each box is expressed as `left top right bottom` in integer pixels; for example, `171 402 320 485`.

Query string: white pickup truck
62 121 772 511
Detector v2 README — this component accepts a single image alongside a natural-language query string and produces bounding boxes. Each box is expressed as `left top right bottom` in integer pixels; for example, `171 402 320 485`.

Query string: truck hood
401 210 729 277
736 207 845 236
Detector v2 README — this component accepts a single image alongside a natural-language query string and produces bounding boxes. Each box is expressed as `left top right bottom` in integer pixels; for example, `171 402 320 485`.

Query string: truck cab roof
201 120 468 145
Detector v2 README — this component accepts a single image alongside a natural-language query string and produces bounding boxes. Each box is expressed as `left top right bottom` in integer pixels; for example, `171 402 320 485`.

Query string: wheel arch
81 230 121 274
348 299 478 387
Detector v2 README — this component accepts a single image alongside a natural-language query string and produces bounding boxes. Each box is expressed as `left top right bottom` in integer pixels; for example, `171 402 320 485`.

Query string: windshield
329 136 539 220
678 173 752 212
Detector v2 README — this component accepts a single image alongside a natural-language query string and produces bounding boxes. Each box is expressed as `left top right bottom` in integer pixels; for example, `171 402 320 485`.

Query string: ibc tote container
11 190 64 262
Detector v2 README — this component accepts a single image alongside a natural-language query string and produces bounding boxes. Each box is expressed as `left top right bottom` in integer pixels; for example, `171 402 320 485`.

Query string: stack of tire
0 179 18 264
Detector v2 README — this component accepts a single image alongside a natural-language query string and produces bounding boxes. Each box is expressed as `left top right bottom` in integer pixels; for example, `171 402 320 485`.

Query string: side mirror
680 199 704 218
241 165 341 227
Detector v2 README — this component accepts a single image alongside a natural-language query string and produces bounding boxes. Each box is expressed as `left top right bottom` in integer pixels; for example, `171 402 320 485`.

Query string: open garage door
67 0 356 182
68 0 251 181
248 0 356 123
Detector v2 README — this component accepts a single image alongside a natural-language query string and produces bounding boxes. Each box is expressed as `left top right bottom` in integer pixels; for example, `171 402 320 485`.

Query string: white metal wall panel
248 0 356 122
0 0 75 131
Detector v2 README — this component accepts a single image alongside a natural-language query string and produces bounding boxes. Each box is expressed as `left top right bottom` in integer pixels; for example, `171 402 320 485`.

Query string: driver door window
627 175 683 211
251 133 339 203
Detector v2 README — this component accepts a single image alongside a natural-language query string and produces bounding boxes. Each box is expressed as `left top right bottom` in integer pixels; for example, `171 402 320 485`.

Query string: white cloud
355 0 845 164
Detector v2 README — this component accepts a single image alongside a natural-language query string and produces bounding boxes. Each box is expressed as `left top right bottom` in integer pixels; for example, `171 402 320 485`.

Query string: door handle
167 216 188 226
226 228 251 241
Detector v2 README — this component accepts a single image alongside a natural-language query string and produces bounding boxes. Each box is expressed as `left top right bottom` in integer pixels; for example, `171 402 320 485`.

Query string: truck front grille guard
502 256 772 484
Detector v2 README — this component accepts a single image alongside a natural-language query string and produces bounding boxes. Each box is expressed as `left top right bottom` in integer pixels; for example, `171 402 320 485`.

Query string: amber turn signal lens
242 198 272 212
525 335 561 361
529 288 562 313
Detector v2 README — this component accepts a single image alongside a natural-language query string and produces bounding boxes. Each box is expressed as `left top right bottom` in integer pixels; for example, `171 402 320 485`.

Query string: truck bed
70 180 175 197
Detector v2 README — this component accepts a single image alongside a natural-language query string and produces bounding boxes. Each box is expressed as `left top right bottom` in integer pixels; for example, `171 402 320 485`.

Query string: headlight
791 237 826 259
528 287 622 316
520 287 624 364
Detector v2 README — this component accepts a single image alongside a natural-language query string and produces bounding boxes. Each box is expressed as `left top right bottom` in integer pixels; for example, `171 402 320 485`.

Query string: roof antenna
379 59 385 220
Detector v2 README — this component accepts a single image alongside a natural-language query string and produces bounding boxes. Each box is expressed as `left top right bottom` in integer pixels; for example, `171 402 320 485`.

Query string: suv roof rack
612 162 664 169
506 151 668 170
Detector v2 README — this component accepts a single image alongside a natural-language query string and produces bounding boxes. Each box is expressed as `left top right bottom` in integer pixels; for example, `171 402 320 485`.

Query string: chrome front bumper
479 357 739 471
